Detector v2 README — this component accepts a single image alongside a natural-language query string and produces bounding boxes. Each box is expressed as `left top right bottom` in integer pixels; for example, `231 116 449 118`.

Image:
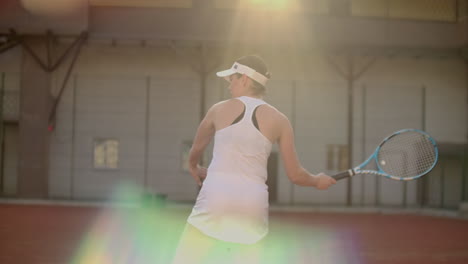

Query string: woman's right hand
314 173 337 190
189 165 207 187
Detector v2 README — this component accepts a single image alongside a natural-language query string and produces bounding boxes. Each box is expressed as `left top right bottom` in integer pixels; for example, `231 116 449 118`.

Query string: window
94 138 119 169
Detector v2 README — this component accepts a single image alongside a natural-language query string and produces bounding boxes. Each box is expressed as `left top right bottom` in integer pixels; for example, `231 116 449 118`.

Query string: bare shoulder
257 103 289 124
206 99 244 126
256 103 290 142
211 99 243 111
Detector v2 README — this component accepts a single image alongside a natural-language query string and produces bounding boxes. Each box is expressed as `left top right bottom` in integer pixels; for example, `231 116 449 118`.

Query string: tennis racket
332 129 438 181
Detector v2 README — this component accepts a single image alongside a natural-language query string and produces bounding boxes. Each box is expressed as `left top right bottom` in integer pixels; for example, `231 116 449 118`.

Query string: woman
172 55 336 264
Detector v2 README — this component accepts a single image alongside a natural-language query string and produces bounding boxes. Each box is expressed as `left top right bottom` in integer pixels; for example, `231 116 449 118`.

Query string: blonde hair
250 80 266 96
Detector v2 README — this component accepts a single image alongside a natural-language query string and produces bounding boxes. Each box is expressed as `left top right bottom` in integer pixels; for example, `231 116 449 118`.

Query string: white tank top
187 96 273 244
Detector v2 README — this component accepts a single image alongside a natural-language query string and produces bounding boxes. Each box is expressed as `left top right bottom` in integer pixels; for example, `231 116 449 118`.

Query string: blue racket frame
333 129 439 181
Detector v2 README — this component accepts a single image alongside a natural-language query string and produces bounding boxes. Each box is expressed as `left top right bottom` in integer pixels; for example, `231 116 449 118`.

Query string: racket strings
377 131 437 178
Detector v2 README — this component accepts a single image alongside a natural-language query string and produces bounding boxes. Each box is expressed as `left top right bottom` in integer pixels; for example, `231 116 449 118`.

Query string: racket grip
332 170 353 180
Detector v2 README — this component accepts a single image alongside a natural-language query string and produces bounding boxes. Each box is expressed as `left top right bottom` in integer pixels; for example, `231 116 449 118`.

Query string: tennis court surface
1 203 467 264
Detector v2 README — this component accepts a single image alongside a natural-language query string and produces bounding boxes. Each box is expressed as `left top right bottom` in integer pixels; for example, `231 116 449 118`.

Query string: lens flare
70 183 186 263
69 184 362 263
250 0 295 11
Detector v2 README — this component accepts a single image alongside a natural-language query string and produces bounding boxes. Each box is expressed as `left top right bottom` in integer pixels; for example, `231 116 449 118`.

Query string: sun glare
250 0 294 11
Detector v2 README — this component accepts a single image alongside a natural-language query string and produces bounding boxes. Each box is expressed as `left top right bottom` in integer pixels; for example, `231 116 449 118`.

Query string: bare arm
278 115 336 189
188 106 216 186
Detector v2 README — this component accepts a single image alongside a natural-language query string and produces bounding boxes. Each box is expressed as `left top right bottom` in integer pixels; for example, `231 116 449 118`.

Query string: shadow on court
0 203 467 264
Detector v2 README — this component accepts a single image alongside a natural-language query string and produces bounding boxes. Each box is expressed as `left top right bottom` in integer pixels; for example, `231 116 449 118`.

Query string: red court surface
0 203 467 264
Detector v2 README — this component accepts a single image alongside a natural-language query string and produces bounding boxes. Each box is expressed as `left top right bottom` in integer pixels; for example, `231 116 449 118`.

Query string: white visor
216 62 269 86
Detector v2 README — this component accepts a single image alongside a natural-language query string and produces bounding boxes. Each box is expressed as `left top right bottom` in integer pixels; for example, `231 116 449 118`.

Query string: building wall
0 46 21 121
49 43 200 201
40 42 467 205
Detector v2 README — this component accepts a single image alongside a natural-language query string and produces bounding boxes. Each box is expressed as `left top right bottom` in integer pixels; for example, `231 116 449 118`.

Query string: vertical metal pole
419 86 427 206
70 76 77 199
464 48 468 203
461 147 467 202
403 179 407 207
144 76 151 193
199 44 207 169
200 74 206 121
0 73 4 194
421 85 427 131
346 55 354 206
290 80 297 205
361 85 367 205
199 43 207 122
440 158 445 208
462 52 468 202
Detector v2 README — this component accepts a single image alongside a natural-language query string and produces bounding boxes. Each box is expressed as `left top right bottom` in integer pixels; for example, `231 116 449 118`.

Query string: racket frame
333 129 438 181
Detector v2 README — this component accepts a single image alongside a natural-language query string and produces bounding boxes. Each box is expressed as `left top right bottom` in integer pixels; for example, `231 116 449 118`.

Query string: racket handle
332 170 353 180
